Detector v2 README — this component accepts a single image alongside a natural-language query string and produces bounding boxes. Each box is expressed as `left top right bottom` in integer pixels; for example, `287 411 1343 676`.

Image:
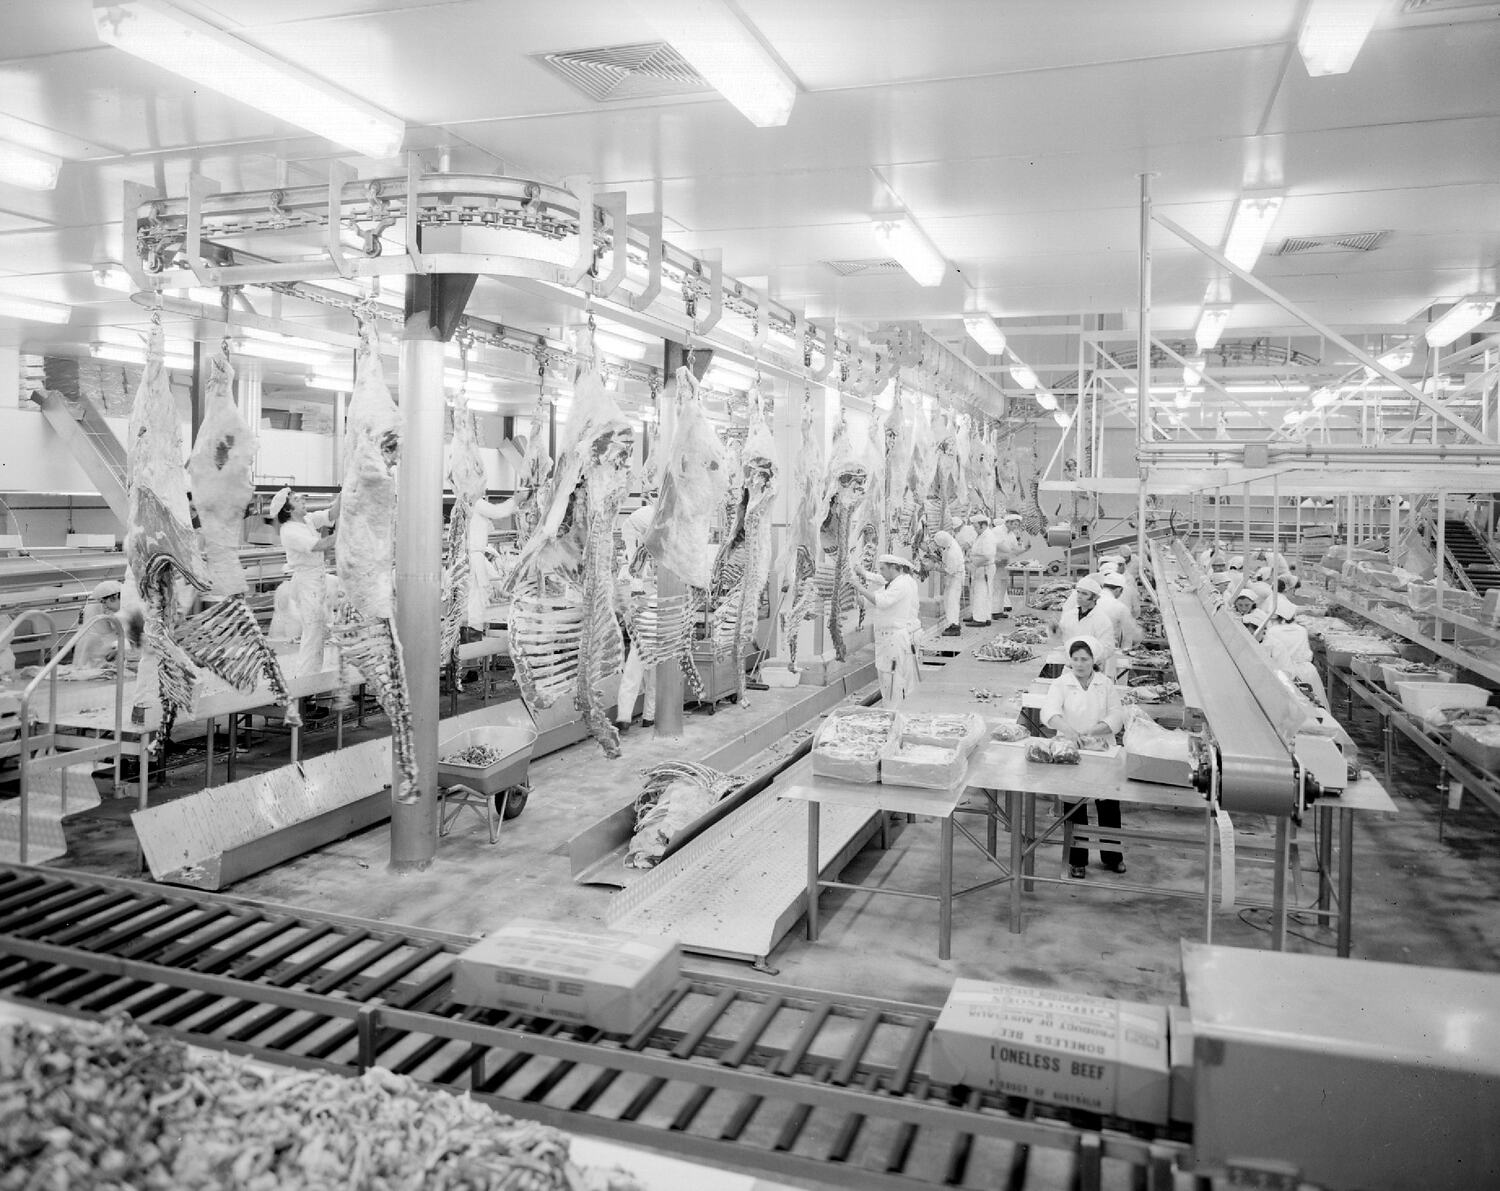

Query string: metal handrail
16 614 126 864
0 609 59 664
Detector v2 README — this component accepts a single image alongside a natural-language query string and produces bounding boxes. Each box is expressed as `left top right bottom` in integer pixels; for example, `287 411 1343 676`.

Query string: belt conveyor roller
0 864 1201 1191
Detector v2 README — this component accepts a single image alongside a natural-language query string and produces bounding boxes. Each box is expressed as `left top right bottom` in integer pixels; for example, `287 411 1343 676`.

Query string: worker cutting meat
74 580 125 668
270 486 340 679
930 529 966 636
850 553 921 707
1261 596 1327 706
965 514 997 626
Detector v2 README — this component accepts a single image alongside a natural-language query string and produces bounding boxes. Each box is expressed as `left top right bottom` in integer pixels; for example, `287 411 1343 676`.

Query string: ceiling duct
1274 231 1388 256
532 42 712 103
823 259 908 277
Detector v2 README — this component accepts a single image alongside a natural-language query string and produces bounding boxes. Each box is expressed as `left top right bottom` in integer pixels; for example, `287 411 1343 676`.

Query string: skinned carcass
504 358 634 758
180 349 297 724
904 399 937 552
707 391 778 702
440 393 488 668
772 382 825 672
125 323 211 742
819 415 868 662
333 322 417 801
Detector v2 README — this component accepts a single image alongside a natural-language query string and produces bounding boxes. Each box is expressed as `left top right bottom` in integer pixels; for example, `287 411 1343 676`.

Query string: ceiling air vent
1274 231 1389 256
532 42 712 103
823 259 908 277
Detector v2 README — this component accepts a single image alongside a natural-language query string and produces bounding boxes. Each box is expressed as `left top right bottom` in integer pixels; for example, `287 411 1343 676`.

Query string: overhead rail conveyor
0 864 1200 1191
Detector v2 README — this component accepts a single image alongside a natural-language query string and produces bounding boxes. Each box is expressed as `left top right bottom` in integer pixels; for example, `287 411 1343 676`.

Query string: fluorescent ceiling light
1223 192 1285 271
592 328 651 362
92 0 406 158
1298 0 1384 77
704 358 757 388
628 0 796 127
1224 383 1311 394
872 216 947 287
1425 295 1497 347
0 138 62 190
1194 305 1232 351
1174 389 1195 410
1362 343 1415 377
1052 409 1072 428
962 314 1007 356
1282 409 1307 425
1034 390 1058 410
1182 355 1206 386
92 343 194 371
1009 361 1038 390
0 293 71 324
305 373 353 392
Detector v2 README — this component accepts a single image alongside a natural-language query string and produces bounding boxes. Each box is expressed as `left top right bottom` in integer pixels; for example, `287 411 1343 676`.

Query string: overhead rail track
0 864 1199 1191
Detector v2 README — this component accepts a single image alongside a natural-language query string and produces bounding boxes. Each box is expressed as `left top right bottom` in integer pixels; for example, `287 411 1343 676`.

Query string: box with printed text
449 920 680 1035
927 978 1170 1124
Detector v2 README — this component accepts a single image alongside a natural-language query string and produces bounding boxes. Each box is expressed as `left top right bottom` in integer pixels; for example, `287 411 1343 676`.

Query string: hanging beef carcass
707 390 778 702
511 406 553 549
970 424 998 519
903 400 937 553
818 415 868 662
331 321 418 801
930 414 961 531
440 393 488 670
503 357 634 758
179 348 298 723
124 322 212 743
881 387 914 550
773 383 825 672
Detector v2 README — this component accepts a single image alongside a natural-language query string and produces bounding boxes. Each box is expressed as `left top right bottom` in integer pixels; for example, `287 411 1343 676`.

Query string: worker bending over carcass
930 530 966 637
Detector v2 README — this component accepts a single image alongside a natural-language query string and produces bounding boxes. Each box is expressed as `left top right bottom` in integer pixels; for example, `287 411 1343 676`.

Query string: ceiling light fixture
304 373 354 392
1174 389 1194 410
871 215 947 287
1224 383 1312 394
627 0 797 127
1223 192 1285 271
91 263 137 293
233 337 337 369
1311 387 1338 408
1034 390 1058 411
1425 295 1497 347
1298 0 1385 77
1052 408 1072 428
962 314 1007 356
0 138 62 191
0 293 72 324
1009 361 1038 390
1194 304 1232 351
1182 354 1206 386
92 0 407 158
92 342 194 371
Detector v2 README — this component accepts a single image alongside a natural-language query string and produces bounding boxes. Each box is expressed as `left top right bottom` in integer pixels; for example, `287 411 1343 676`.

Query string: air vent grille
823 259 907 277
1275 231 1388 256
532 42 712 103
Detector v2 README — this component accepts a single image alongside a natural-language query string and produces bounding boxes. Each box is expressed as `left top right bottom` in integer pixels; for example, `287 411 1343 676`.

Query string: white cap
91 579 123 602
1003 512 1022 522
972 513 991 525
268 486 293 518
1065 634 1101 661
1075 576 1103 596
1244 608 1270 630
1274 596 1298 620
1099 572 1126 589
877 553 916 570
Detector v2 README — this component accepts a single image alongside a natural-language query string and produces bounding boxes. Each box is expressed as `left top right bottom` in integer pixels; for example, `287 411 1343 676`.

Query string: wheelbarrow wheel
502 786 529 819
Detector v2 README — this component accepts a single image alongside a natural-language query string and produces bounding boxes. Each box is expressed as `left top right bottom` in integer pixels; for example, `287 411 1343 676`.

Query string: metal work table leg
1316 804 1333 914
985 788 998 857
940 815 953 961
203 716 214 787
1203 805 1216 945
291 719 301 766
1383 714 1393 781
226 714 238 782
805 801 820 942
1338 808 1354 957
1007 791 1024 934
1272 815 1290 950
1022 795 1036 891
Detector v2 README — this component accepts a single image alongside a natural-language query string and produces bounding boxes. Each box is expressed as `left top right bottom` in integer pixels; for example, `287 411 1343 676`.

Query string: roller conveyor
0 863 1201 1191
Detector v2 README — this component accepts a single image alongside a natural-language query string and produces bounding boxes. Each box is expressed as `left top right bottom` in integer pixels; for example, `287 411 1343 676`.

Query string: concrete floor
45 604 1500 1010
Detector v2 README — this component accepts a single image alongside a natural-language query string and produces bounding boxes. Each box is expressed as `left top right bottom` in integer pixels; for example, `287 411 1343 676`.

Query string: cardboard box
1167 1005 1195 1124
927 979 1170 1124
449 920 679 1034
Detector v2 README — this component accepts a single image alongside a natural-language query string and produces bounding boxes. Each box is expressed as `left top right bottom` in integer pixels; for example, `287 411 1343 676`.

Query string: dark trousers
1063 799 1122 868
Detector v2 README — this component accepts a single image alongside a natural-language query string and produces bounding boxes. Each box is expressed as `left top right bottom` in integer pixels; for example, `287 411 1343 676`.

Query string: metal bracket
405 272 478 343
185 173 222 285
593 190 629 298
563 173 594 287
120 180 159 289
629 211 664 312
745 285 770 358
694 249 724 337
809 318 836 382
326 161 355 278
405 151 427 275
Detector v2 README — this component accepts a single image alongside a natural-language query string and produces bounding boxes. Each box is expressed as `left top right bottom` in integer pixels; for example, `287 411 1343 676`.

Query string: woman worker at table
1042 634 1128 879
850 553 921 707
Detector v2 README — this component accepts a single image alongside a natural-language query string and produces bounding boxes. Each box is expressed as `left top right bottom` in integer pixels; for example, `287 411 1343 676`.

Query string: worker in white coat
74 580 124 668
995 513 1023 617
850 554 921 707
616 505 658 730
1096 572 1143 649
271 486 340 679
931 530 966 636
466 489 529 631
965 514 998 626
1042 634 1127 878
1261 596 1327 706
1057 576 1121 675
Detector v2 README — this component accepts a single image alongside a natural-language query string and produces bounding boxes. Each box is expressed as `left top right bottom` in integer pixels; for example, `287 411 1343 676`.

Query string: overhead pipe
1139 441 1500 464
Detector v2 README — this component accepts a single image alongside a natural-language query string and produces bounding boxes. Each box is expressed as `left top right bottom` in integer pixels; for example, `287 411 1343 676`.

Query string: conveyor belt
0 864 1199 1191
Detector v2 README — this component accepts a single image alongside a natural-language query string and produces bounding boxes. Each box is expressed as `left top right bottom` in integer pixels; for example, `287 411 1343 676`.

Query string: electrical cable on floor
1235 907 1337 948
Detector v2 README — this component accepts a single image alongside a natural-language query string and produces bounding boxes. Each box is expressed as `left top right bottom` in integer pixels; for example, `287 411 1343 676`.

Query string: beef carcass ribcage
575 474 626 758
509 595 583 711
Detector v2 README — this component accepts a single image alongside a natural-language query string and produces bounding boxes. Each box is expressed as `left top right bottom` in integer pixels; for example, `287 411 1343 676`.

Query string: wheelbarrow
436 722 537 844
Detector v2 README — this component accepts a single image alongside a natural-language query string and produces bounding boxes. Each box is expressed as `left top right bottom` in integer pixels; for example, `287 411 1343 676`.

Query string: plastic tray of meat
813 706 901 783
991 722 1031 743
973 636 1037 663
438 724 537 794
899 712 987 756
881 742 966 790
1025 736 1081 764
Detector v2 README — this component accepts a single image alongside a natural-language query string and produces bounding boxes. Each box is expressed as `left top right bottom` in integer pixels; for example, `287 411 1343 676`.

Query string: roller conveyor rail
0 864 1200 1191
